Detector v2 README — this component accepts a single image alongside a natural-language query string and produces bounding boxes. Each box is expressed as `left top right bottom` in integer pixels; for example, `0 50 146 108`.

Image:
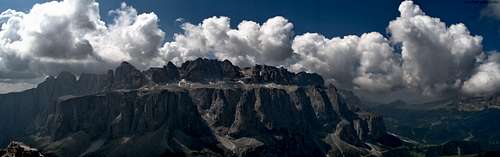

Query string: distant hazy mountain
366 94 500 152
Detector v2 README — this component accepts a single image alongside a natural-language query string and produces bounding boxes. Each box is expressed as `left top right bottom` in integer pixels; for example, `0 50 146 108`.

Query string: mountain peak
179 58 241 82
166 61 176 68
111 61 145 89
117 61 136 70
56 71 77 83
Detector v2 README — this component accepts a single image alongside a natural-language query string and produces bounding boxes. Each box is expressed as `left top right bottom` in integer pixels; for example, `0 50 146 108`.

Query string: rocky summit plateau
0 58 407 157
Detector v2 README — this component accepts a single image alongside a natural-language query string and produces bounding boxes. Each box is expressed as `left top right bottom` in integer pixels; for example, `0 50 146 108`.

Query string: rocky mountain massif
0 58 406 157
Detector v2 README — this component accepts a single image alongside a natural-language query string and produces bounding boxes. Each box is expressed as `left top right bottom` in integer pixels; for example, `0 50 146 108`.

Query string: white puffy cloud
388 0 483 96
290 32 402 92
160 16 294 67
88 3 165 69
1 0 104 60
0 0 164 81
289 0 491 99
0 0 498 100
462 53 500 95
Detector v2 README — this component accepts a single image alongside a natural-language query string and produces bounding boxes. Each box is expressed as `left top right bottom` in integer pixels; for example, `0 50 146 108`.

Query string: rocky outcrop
144 61 180 84
357 112 386 140
0 141 44 157
241 65 294 84
77 73 110 95
179 58 241 82
109 62 147 90
294 72 325 86
240 64 324 86
162 58 324 86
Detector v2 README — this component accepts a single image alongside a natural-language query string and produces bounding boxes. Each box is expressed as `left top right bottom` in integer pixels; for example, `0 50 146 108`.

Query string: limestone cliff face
36 84 395 157
0 58 400 157
0 71 109 146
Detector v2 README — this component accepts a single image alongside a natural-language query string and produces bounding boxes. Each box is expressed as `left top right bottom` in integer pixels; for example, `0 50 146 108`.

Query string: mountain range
367 93 500 152
0 58 410 157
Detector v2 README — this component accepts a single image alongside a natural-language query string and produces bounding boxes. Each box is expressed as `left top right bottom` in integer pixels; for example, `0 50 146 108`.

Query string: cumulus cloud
160 16 294 67
289 0 486 97
462 53 500 95
0 0 498 100
0 0 164 83
290 32 402 92
88 3 165 68
388 0 483 96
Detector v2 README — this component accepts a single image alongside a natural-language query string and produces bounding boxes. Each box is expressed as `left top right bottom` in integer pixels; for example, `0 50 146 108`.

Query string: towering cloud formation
288 0 490 97
0 0 498 99
388 1 483 96
290 32 402 92
88 3 165 68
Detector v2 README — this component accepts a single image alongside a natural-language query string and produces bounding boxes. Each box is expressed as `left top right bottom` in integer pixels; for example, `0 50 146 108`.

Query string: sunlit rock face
0 141 44 157
0 58 403 157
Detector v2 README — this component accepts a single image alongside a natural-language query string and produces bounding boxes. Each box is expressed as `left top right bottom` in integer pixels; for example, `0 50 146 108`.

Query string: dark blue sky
1 0 499 51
